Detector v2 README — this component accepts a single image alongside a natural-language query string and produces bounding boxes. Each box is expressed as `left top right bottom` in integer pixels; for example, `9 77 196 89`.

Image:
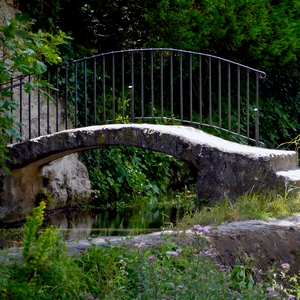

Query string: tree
0 11 70 170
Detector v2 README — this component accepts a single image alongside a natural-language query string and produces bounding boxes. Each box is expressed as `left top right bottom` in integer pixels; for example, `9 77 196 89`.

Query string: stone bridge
2 124 300 222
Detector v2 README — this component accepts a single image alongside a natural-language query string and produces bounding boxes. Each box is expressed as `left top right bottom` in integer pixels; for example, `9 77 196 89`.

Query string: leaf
0 89 13 98
17 64 35 74
22 48 36 56
24 82 36 93
14 13 35 24
33 61 47 74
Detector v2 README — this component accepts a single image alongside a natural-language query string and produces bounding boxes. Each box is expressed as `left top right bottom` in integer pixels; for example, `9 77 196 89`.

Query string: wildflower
166 251 179 257
266 289 280 298
200 274 206 280
176 248 182 254
192 225 203 232
135 242 146 248
148 255 156 261
281 263 290 270
85 294 99 300
177 285 187 290
203 248 215 257
13 241 22 247
203 226 212 234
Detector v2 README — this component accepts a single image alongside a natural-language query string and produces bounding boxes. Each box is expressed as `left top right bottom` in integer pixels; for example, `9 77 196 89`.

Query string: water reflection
44 207 183 240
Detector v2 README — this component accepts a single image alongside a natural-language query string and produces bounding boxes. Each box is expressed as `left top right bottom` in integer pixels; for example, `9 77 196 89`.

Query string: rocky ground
211 216 300 278
5 216 300 279
65 216 300 278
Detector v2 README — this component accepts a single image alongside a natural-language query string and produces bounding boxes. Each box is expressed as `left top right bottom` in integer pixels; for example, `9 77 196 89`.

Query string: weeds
0 202 270 299
181 188 300 227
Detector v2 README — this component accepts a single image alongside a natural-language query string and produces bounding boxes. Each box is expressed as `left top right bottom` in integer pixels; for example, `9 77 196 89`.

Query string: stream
43 206 185 240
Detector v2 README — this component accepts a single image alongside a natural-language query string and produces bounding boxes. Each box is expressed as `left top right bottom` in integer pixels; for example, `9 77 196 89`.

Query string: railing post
254 108 259 147
129 85 134 123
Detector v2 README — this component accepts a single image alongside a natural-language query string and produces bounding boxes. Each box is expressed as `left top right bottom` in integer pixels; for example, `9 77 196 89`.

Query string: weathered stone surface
210 217 300 277
42 153 92 209
0 166 42 222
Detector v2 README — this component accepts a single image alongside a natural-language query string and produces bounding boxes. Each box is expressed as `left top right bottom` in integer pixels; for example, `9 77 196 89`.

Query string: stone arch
2 124 298 222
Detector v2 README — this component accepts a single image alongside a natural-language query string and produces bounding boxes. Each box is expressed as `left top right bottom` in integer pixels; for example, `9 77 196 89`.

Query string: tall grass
180 188 300 227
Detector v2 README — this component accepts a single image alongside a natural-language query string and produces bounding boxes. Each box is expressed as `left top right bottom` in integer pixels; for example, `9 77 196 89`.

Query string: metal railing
7 48 266 146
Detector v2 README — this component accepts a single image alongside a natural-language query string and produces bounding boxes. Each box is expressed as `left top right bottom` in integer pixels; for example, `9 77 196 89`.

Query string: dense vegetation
2 201 300 299
11 0 300 204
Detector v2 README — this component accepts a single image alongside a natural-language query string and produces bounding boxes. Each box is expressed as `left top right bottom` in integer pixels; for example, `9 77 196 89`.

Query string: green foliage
230 265 255 291
0 10 71 168
36 188 54 209
144 0 300 68
4 201 300 299
77 230 266 299
0 201 86 300
80 146 196 208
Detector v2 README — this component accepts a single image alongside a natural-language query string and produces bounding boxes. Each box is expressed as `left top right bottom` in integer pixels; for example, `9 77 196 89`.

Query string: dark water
43 206 184 240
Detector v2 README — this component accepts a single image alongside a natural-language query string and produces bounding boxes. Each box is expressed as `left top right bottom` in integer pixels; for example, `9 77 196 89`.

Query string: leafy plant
0 11 71 169
0 201 86 299
79 146 197 208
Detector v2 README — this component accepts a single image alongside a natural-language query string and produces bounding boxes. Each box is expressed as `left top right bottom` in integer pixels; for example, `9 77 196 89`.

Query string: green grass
179 188 300 228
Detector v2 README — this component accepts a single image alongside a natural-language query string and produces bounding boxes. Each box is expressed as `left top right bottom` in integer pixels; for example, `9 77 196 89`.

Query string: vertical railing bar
84 60 87 126
237 66 240 135
112 54 115 122
209 57 212 126
228 63 231 133
218 59 222 128
170 50 174 121
74 63 78 128
180 51 183 121
65 65 68 130
46 71 50 134
199 55 202 127
255 73 259 146
37 75 41 137
19 77 23 139
10 77 14 142
28 75 31 139
151 50 154 118
246 69 250 139
93 57 97 124
189 54 193 122
55 69 59 132
141 51 144 118
103 56 106 124
160 50 164 118
131 52 134 123
122 52 125 120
